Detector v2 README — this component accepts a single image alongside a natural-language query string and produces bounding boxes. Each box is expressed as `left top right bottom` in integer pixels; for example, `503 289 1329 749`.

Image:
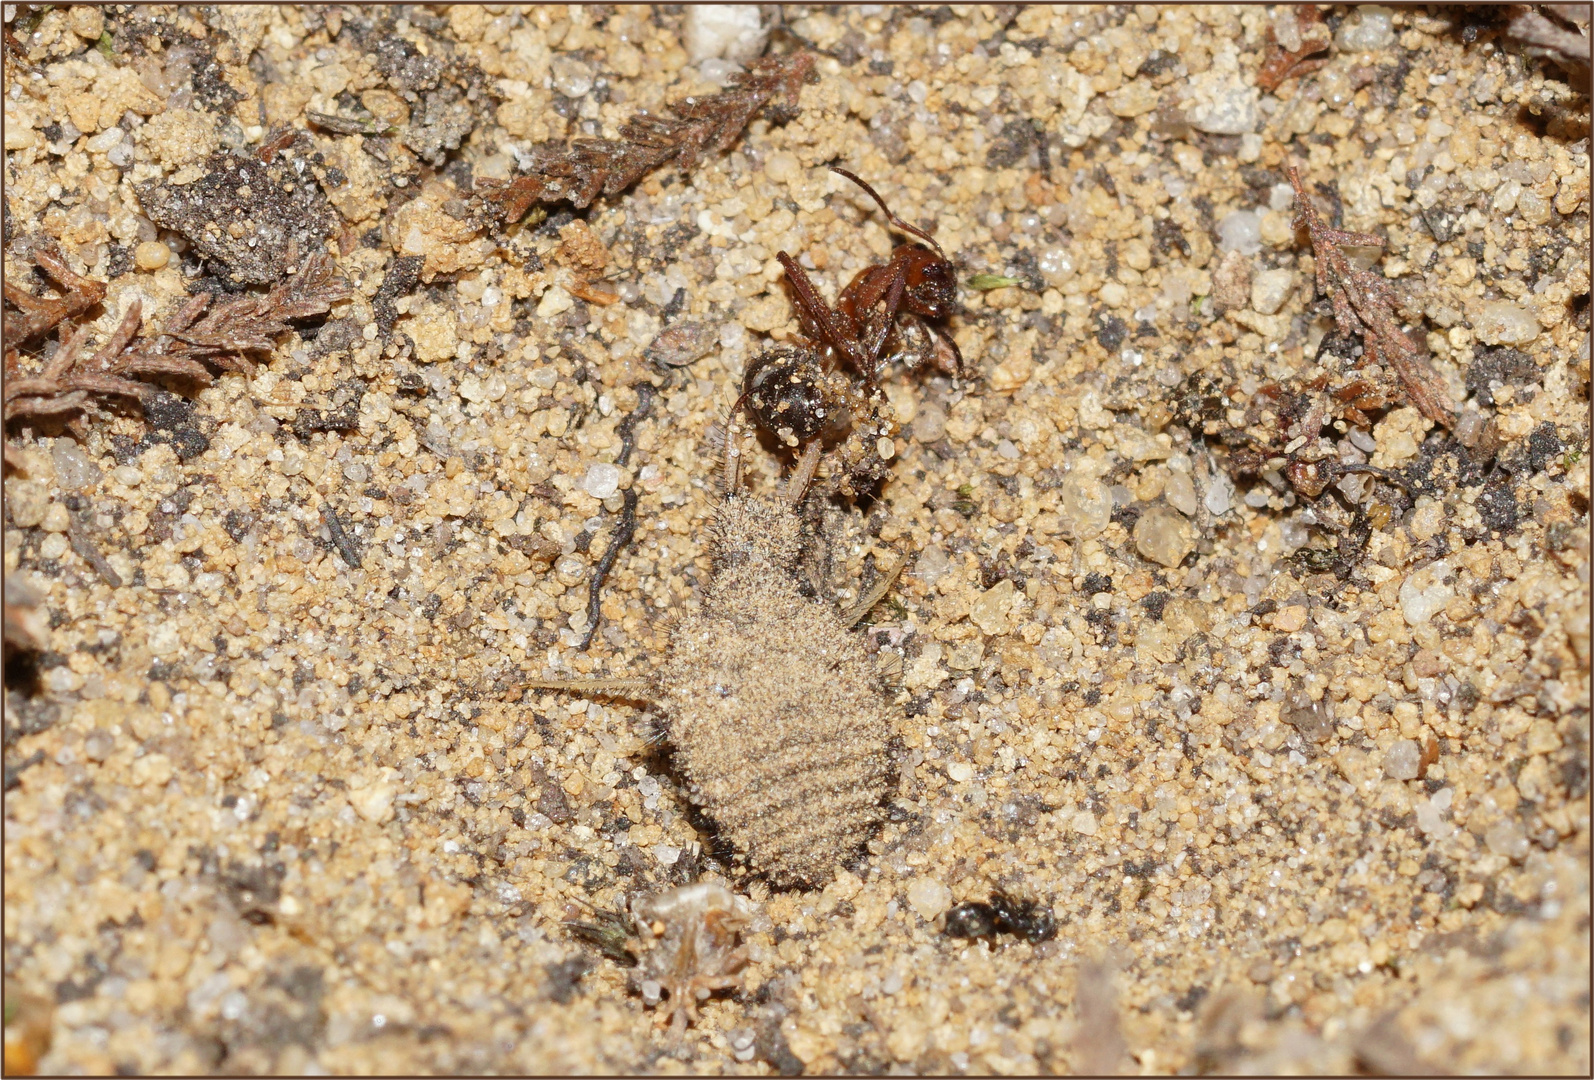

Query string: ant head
902 246 957 319
830 167 947 260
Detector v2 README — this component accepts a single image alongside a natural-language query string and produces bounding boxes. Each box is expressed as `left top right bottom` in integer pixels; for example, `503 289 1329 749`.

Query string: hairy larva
525 432 903 889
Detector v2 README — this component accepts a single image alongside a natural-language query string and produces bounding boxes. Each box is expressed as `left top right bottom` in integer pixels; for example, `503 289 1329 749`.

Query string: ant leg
860 269 908 380
777 252 873 379
931 322 965 382
784 438 823 510
842 549 908 628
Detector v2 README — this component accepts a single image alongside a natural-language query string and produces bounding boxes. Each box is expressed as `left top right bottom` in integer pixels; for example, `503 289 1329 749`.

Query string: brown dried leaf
1257 5 1332 93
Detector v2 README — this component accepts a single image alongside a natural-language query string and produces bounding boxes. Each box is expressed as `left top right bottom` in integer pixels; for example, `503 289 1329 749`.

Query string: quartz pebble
1335 5 1396 51
1399 560 1454 627
915 545 952 586
1485 818 1530 860
911 402 947 443
83 730 115 762
550 55 595 98
1383 739 1422 781
347 779 396 824
1134 504 1196 568
763 150 800 185
86 126 124 154
1057 472 1113 539
6 481 49 528
970 578 1017 635
537 285 574 319
51 440 101 490
906 877 952 922
1107 80 1159 118
581 463 622 500
1472 300 1541 345
1164 469 1198 517
1187 68 1260 135
1251 269 1295 315
947 639 984 671
1205 470 1235 516
683 4 768 64
1217 210 1263 256
1414 789 1455 838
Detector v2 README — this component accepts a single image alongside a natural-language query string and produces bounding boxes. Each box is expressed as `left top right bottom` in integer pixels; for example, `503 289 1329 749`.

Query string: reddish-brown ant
776 167 963 388
735 168 960 496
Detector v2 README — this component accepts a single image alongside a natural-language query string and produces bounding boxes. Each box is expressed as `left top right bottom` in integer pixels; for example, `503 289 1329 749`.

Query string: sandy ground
3 4 1589 1074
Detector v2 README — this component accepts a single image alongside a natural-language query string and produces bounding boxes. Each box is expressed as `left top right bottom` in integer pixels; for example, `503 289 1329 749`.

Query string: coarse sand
3 4 1588 1074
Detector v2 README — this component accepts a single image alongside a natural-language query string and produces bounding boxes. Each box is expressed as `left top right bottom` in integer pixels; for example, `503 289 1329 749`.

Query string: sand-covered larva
524 431 902 888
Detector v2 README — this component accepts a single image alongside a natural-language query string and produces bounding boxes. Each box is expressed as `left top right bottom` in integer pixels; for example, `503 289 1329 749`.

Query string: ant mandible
775 167 963 389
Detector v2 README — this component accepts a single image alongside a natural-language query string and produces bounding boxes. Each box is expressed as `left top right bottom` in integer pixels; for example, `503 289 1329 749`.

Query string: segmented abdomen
661 600 894 887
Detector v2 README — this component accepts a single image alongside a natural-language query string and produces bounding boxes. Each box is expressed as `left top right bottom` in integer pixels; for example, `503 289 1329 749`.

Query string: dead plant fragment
159 253 352 372
3 250 350 465
1507 4 1592 82
1256 4 1332 92
1288 165 1456 428
474 52 817 224
2 244 105 351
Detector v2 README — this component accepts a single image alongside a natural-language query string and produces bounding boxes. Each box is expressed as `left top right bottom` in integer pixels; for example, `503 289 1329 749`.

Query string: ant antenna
829 167 946 258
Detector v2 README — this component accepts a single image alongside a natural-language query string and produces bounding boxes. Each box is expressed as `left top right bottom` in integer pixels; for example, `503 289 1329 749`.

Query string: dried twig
580 488 639 652
476 53 816 223
614 382 658 467
1289 166 1455 426
576 384 658 650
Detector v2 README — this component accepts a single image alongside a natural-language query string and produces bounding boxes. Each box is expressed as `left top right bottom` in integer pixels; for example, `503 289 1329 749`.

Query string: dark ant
740 343 853 448
775 167 963 388
942 890 1057 944
737 340 895 498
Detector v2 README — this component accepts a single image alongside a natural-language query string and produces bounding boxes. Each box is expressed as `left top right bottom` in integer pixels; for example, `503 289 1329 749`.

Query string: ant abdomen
741 344 852 447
